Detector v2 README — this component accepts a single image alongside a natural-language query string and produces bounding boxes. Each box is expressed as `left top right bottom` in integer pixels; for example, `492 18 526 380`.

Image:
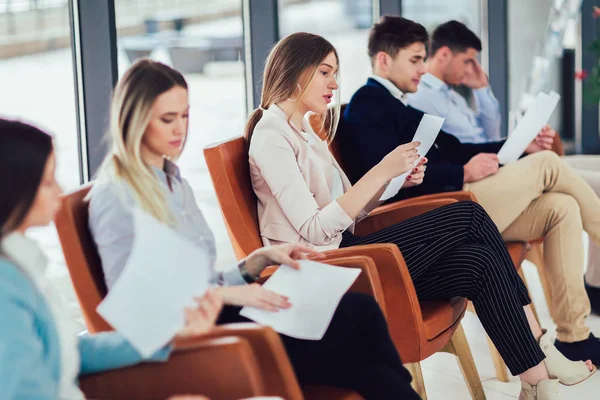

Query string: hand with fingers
215 283 292 312
526 124 556 154
403 157 428 188
176 289 223 339
463 153 500 183
243 243 326 279
377 141 421 181
461 59 489 89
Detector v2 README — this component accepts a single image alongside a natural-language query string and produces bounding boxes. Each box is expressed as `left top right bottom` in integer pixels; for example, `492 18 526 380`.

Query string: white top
299 129 345 201
1 233 83 400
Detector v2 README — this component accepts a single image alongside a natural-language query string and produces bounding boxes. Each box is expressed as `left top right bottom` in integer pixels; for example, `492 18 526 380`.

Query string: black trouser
340 201 546 375
218 292 419 399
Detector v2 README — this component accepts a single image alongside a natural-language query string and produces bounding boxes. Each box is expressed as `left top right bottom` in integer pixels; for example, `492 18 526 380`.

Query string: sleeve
473 86 503 141
78 332 171 376
251 128 354 246
435 130 505 165
407 87 448 117
88 184 135 291
0 267 58 400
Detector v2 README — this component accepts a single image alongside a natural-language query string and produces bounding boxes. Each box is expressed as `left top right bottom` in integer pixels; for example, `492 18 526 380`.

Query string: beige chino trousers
464 151 600 342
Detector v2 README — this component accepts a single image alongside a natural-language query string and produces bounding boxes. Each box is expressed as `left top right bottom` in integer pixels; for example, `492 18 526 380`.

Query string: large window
402 0 482 35
0 1 83 330
278 0 374 103
115 0 245 268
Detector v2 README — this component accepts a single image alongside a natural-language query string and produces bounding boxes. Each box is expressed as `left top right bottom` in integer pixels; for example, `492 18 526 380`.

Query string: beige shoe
539 329 596 385
518 379 559 400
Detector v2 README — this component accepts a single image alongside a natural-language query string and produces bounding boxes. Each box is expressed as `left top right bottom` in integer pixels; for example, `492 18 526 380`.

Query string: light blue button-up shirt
407 73 503 143
89 160 247 290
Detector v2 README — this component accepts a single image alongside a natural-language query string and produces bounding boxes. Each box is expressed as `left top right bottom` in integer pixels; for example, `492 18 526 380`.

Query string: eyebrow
160 107 190 117
320 62 338 72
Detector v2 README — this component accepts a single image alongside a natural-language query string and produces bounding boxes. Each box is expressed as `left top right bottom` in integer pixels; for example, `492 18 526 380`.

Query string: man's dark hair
430 20 482 55
368 15 429 63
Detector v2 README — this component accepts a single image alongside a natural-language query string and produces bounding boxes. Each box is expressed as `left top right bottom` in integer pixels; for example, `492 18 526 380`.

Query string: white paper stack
97 207 210 357
497 91 561 165
380 114 445 201
240 260 361 340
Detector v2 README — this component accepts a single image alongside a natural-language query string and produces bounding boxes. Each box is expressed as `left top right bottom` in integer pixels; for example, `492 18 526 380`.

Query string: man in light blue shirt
408 20 600 315
407 20 503 143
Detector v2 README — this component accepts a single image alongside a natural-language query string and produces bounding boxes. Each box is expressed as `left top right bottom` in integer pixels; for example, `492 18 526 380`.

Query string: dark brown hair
368 15 429 65
0 119 53 240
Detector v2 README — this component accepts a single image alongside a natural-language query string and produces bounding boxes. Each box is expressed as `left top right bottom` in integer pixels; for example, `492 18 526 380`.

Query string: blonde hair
96 59 188 225
244 32 341 144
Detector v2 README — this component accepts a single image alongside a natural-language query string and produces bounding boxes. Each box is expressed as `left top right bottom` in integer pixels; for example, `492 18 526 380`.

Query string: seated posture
246 31 595 399
340 15 600 364
87 59 418 399
407 19 600 318
0 119 221 400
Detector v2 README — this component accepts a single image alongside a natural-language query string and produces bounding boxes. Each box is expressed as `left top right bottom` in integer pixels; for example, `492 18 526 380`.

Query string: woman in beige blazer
246 32 595 399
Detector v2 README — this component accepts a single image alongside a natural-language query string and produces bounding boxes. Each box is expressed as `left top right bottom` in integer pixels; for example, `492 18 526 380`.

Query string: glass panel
402 0 482 35
278 0 374 103
115 0 244 268
0 1 82 329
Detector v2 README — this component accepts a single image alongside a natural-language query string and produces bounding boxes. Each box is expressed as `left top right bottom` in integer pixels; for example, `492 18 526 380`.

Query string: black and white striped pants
340 201 546 375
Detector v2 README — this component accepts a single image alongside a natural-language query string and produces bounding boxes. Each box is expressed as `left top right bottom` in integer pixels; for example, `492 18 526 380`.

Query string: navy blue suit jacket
339 78 505 202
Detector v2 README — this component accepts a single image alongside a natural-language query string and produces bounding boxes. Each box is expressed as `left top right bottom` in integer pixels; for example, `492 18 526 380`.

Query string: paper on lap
380 114 445 201
240 260 361 340
97 207 210 357
497 91 560 165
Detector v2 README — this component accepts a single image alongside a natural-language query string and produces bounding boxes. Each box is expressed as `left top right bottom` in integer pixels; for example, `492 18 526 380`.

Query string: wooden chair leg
467 302 509 383
405 362 427 399
442 323 486 400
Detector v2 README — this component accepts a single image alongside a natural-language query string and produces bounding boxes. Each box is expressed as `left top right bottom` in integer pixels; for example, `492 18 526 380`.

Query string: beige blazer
248 104 367 251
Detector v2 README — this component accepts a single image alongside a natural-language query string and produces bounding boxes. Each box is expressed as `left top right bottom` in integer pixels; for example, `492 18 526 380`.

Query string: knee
532 149 562 168
542 193 581 223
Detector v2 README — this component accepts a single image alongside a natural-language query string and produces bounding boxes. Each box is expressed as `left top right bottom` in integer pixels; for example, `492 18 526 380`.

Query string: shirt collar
420 73 450 92
150 158 182 184
370 75 408 105
1 232 48 285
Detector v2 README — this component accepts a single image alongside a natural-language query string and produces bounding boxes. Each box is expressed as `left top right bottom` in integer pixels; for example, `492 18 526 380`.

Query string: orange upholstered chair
55 185 392 400
204 136 486 399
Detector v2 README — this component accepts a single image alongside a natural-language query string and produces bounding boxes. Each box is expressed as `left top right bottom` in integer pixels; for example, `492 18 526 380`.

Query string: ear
438 46 452 61
376 51 389 70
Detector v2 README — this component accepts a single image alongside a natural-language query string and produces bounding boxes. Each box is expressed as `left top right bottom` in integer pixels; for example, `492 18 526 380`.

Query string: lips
169 140 182 147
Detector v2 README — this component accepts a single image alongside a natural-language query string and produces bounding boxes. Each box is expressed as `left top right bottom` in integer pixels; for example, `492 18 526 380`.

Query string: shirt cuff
317 199 354 240
473 87 498 108
221 266 248 286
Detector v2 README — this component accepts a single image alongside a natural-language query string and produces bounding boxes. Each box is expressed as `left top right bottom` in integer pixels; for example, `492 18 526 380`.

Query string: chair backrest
309 103 349 172
54 184 113 333
203 136 264 260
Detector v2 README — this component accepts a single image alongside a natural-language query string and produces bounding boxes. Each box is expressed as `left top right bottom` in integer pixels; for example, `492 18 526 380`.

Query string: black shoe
555 333 600 366
585 278 600 315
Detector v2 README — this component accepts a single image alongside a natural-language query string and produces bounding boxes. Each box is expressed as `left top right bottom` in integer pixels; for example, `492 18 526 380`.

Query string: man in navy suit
340 15 600 364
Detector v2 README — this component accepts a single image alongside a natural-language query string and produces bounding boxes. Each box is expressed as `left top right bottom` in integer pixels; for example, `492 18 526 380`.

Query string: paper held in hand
497 91 561 165
240 260 361 340
380 114 445 201
97 207 210 357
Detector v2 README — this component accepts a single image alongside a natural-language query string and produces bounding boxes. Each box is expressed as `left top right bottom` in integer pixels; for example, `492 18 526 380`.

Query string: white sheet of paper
497 91 561 164
380 114 445 201
240 260 361 340
97 207 210 357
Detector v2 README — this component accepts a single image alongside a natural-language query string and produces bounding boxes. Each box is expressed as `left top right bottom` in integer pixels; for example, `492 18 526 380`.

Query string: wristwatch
238 259 258 283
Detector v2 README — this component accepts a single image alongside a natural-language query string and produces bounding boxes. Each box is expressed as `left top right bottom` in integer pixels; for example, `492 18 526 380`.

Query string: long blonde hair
244 32 341 145
96 59 188 225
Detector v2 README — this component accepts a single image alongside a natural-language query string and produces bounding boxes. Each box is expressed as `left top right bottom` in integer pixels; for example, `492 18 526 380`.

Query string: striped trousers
340 201 546 375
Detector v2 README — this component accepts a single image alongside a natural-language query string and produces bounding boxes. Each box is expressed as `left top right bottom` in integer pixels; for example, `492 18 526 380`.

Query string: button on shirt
89 160 247 290
407 73 503 143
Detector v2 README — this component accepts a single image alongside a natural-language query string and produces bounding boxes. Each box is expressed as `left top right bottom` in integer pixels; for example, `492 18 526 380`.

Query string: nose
329 77 338 90
417 62 426 76
174 118 186 137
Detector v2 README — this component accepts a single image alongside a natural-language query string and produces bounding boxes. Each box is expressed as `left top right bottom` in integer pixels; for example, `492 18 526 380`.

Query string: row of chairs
54 110 563 399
